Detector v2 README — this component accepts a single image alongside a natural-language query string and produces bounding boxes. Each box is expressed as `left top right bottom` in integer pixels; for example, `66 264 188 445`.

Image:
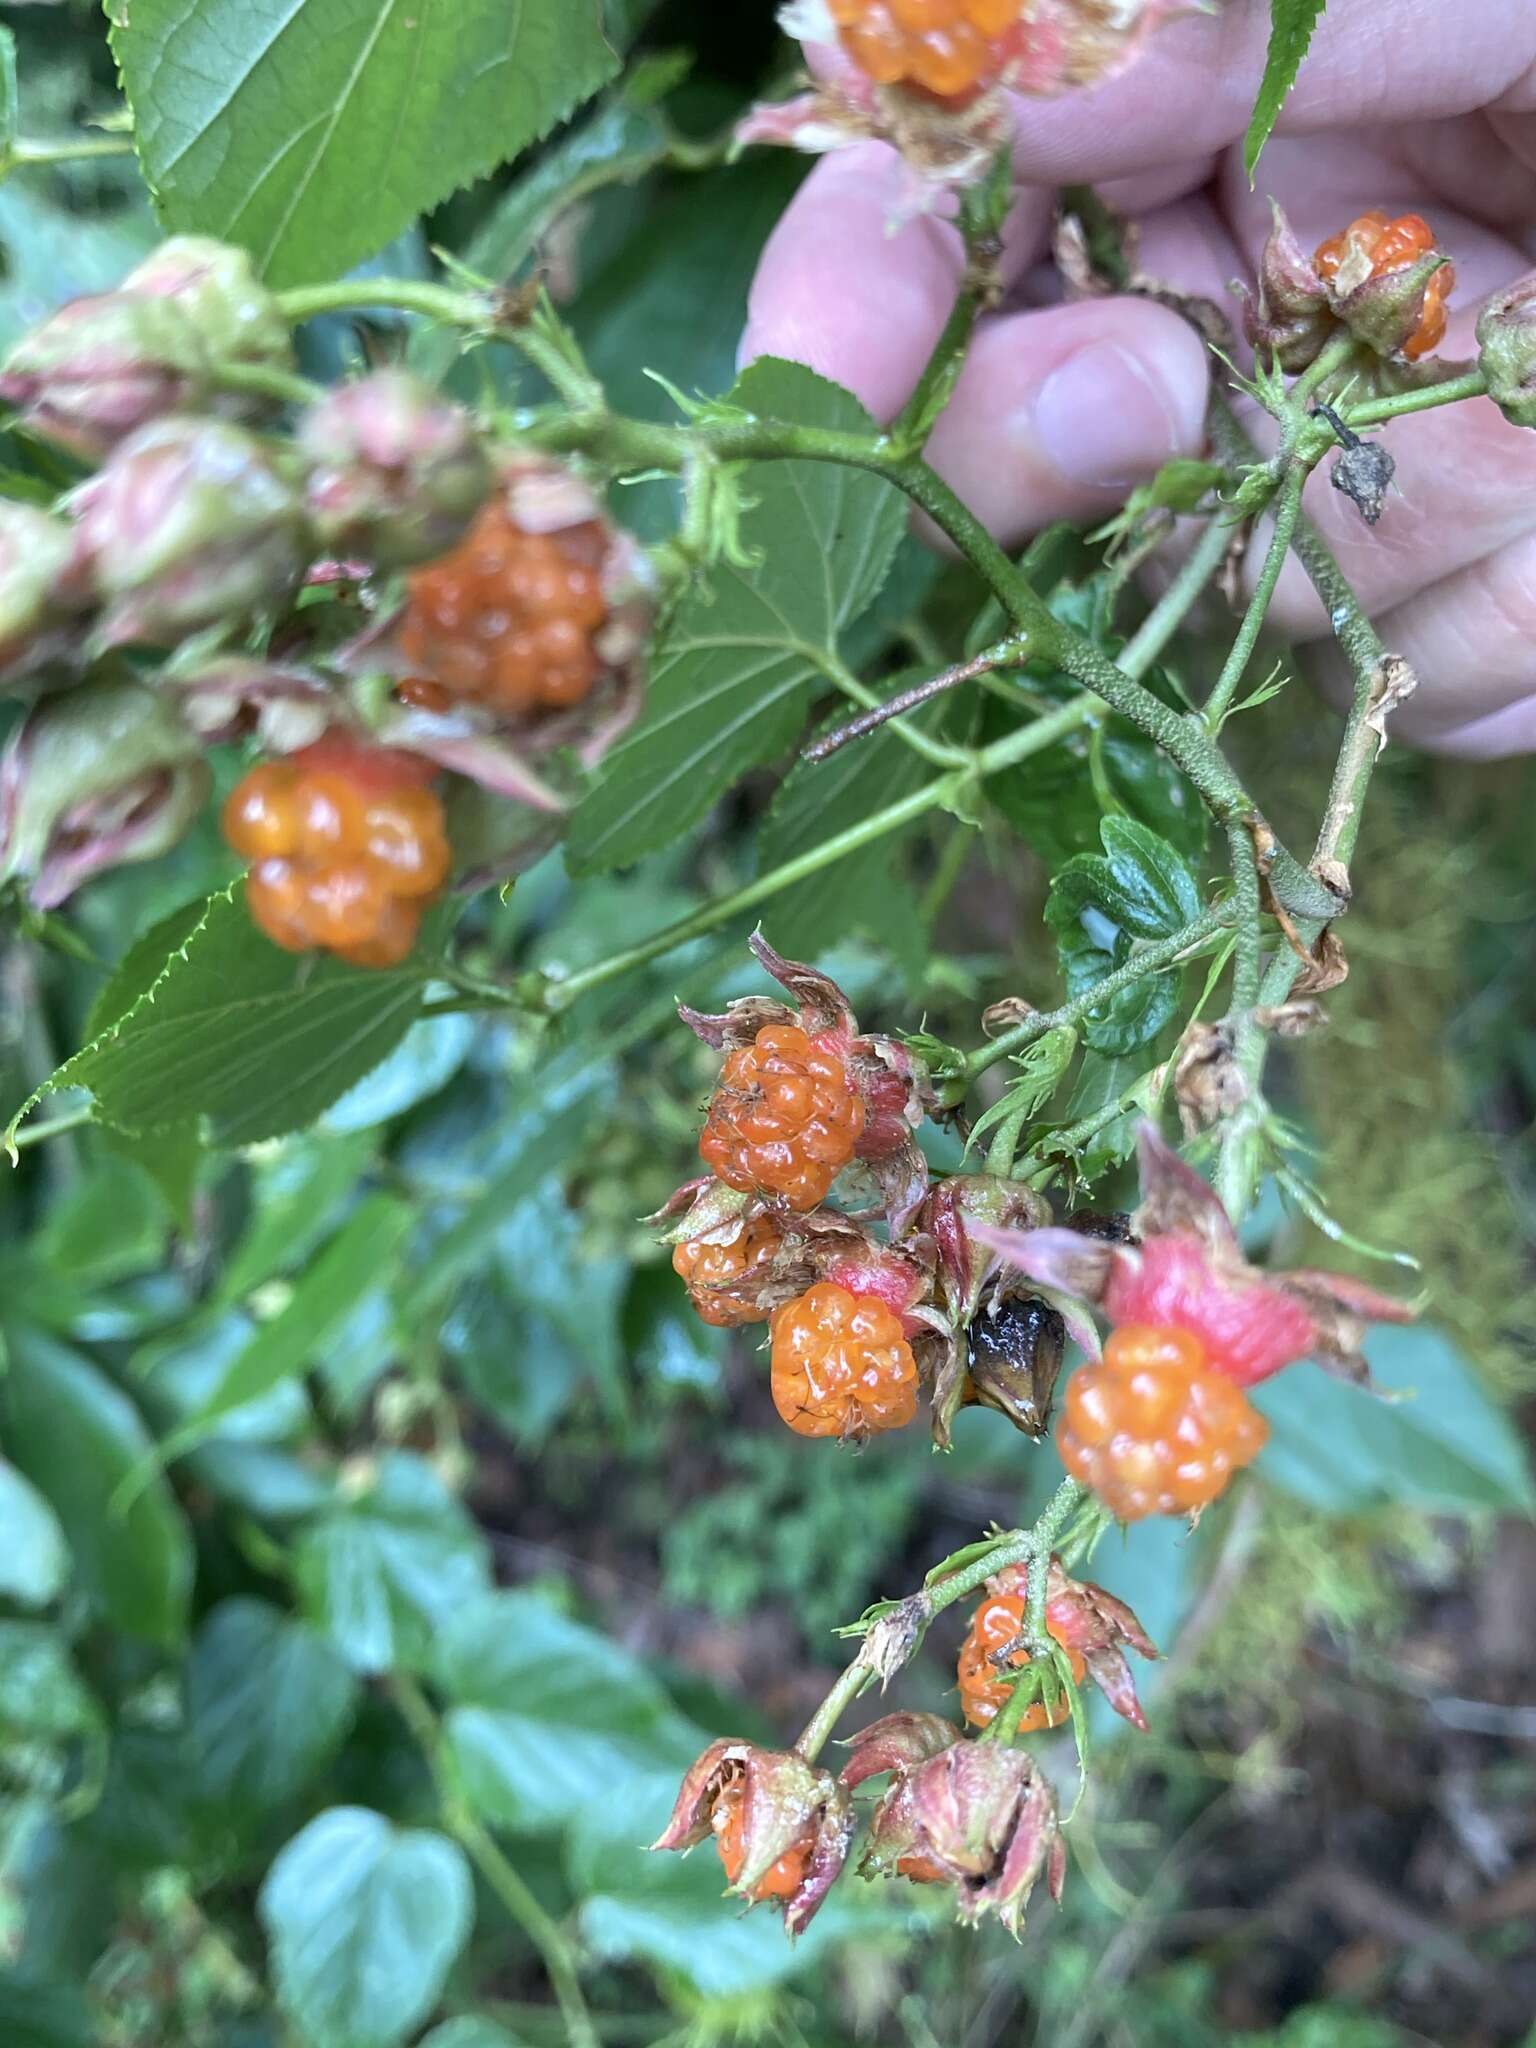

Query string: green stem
1117 512 1231 680
6 135 138 170
1203 468 1303 729
205 359 324 408
1023 1479 1082 1646
391 1676 598 2048
814 648 974 770
276 279 489 328
984 1097 1033 1179
7 1103 93 1154
960 899 1231 1090
1327 367 1486 436
1215 820 1266 1219
543 695 1097 1013
794 1662 873 1764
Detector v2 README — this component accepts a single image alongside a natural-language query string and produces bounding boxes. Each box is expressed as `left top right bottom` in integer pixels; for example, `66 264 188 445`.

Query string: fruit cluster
699 1022 867 1210
1058 1323 1268 1521
0 240 650 955
829 0 1033 102
1313 210 1452 362
399 496 612 718
223 734 451 967
957 1579 1081 1731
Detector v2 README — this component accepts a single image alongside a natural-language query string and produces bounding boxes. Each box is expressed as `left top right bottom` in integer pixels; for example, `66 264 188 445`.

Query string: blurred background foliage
0 4 1532 2046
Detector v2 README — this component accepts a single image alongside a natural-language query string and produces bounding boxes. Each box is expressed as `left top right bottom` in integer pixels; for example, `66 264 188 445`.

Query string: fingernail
1034 340 1190 490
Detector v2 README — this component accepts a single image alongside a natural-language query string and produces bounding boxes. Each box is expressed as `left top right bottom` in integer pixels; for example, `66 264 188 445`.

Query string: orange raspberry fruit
1313 210 1452 360
672 1215 783 1329
1058 1324 1268 1522
699 1023 865 1211
399 492 610 716
769 1282 918 1441
223 733 449 969
710 1779 812 1902
829 0 1031 103
957 1580 1087 1730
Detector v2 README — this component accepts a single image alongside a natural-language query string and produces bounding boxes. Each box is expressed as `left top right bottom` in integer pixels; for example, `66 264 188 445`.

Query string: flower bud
1477 276 1536 430
69 418 310 646
0 293 209 457
840 1712 959 1788
0 673 207 905
1241 203 1335 373
122 236 293 377
299 371 492 570
0 501 91 680
652 1739 853 1936
860 1739 1066 1938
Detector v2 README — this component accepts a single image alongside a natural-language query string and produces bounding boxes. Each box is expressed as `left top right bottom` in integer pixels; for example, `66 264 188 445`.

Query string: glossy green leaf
188 1600 358 1813
218 1131 378 1305
0 1327 193 1648
293 1453 491 1675
0 1459 71 1609
10 888 435 1151
260 1807 473 2048
566 359 907 872
34 1157 167 1288
436 1590 700 1832
1253 1325 1535 1514
1245 0 1327 179
1045 817 1203 1055
113 0 617 286
173 1195 411 1452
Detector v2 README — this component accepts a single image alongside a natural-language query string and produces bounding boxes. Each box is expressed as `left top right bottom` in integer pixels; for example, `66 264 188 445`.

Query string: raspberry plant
0 3 1531 2046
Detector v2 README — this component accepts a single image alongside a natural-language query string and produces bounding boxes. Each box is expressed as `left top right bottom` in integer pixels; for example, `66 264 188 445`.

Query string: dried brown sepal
1045 1559 1158 1733
1172 1020 1247 1139
840 1712 960 1790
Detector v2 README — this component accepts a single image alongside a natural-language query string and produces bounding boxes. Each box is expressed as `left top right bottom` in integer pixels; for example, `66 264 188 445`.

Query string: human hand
741 1 1536 756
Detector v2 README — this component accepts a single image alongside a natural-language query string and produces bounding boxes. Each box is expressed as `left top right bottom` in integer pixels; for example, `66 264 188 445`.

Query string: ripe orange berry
769 1282 918 1440
672 1215 783 1329
699 1024 865 1211
1058 1324 1268 1522
399 492 610 716
710 1779 812 1902
224 733 449 969
957 1584 1087 1730
1313 210 1453 360
828 0 1033 103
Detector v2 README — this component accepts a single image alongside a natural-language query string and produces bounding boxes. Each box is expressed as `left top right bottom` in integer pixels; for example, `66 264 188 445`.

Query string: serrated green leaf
566 358 907 872
293 1453 491 1675
1253 1325 1534 1514
1045 818 1202 1055
0 1326 192 1647
260 1808 473 2048
113 0 618 287
170 1194 411 1455
188 1600 358 1812
435 1590 700 1832
0 1458 71 1608
9 887 436 1152
0 1622 100 1741
1245 0 1327 180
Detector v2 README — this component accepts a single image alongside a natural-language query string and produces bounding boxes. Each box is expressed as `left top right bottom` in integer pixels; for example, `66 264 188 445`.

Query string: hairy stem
795 1662 873 1764
390 1676 599 2048
1203 469 1302 729
1117 511 1232 680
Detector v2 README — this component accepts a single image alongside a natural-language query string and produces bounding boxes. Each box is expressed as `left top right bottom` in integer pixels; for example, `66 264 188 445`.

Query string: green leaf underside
112 0 619 287
566 358 907 871
1254 1325 1535 1514
260 1807 473 2048
8 887 434 1152
1245 0 1327 179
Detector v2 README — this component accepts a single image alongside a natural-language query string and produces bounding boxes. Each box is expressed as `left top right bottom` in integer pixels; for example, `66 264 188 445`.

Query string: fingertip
923 299 1211 547
739 144 963 422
